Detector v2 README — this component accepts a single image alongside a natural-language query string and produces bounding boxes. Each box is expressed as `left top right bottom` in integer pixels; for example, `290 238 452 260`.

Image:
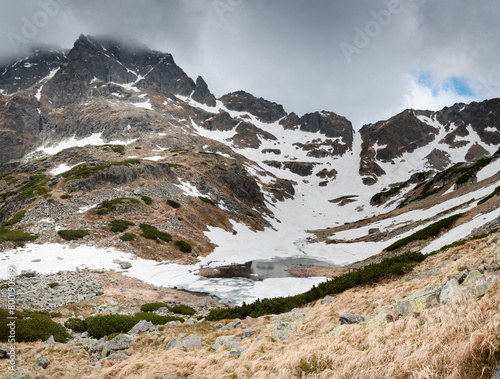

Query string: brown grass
1 239 499 378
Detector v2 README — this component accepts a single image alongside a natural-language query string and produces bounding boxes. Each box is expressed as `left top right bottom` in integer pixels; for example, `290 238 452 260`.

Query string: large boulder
271 321 298 341
128 320 155 335
339 313 365 325
102 334 134 357
439 279 462 305
166 334 202 350
210 335 239 351
365 313 394 330
395 285 443 317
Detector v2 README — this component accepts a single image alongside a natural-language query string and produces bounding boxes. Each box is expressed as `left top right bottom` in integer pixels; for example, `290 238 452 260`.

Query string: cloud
0 0 499 128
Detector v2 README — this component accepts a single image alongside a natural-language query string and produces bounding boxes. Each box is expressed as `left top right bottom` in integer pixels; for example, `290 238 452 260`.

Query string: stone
462 269 484 285
6 370 31 379
102 334 133 357
33 357 50 369
221 320 241 330
166 334 201 350
395 285 443 317
0 345 9 358
212 323 223 329
314 295 336 307
119 261 132 270
447 271 467 284
332 325 347 335
439 279 462 305
20 270 36 278
271 308 308 323
45 335 56 344
339 313 365 325
210 335 239 351
368 228 380 234
487 233 500 245
462 278 491 299
243 328 257 338
226 347 246 358
491 362 500 379
365 313 394 330
495 247 500 263
129 320 155 334
271 321 297 341
106 351 129 361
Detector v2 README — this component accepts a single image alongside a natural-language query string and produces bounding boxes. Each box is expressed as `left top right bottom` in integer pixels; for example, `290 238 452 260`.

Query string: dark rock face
192 76 216 107
65 163 176 193
435 98 500 146
0 49 66 94
282 162 317 177
219 91 287 123
425 149 452 171
464 143 490 162
201 111 238 131
359 109 439 183
232 123 277 149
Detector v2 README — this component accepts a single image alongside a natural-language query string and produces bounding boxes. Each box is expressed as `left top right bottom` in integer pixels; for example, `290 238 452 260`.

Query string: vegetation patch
199 196 216 206
96 197 140 215
207 252 426 321
0 227 38 243
0 310 69 343
60 194 71 199
120 233 136 242
110 219 135 233
64 313 184 339
478 186 500 205
384 213 463 252
140 302 170 312
2 210 26 227
139 223 172 242
167 199 181 209
175 240 192 253
48 282 59 288
61 160 141 182
57 229 89 241
141 195 153 205
16 174 50 201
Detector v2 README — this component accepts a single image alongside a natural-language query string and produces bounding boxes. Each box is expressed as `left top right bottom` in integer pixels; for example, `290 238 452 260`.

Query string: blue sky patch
416 72 474 97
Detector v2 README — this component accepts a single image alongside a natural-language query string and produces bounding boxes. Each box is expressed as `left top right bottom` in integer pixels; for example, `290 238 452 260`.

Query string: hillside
0 34 499 378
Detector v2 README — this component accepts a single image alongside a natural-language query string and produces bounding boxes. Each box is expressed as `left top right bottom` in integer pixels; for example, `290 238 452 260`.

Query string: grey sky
0 0 499 128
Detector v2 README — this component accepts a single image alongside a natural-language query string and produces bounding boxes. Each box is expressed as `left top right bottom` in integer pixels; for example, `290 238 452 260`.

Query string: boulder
487 233 500 245
447 271 467 284
439 279 462 305
491 362 500 379
365 313 394 330
129 320 155 334
106 351 130 361
243 328 257 338
33 357 50 369
102 334 133 357
339 313 365 325
0 345 9 358
6 370 31 379
495 247 500 264
314 296 336 307
221 320 241 330
462 278 492 299
210 335 239 351
271 308 308 323
166 334 201 350
395 285 443 317
462 269 484 285
271 321 298 341
226 347 246 358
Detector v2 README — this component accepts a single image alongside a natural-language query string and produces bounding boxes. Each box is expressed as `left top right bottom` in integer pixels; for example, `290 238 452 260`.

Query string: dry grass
1 239 499 378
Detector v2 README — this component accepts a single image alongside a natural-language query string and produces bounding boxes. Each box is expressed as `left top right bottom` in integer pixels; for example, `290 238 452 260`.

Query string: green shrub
167 200 181 209
141 196 153 205
110 145 125 154
139 223 172 242
16 174 49 200
61 161 141 182
140 302 170 312
0 310 69 343
110 219 135 233
0 227 38 243
384 214 463 252
477 186 500 205
64 312 185 339
199 196 216 206
169 304 195 316
175 240 192 253
60 194 71 199
48 282 59 288
207 252 426 321
120 233 136 242
97 197 140 215
57 229 89 241
2 210 26 227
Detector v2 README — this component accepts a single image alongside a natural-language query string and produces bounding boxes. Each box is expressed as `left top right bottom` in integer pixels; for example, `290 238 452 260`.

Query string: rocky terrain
0 35 499 378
